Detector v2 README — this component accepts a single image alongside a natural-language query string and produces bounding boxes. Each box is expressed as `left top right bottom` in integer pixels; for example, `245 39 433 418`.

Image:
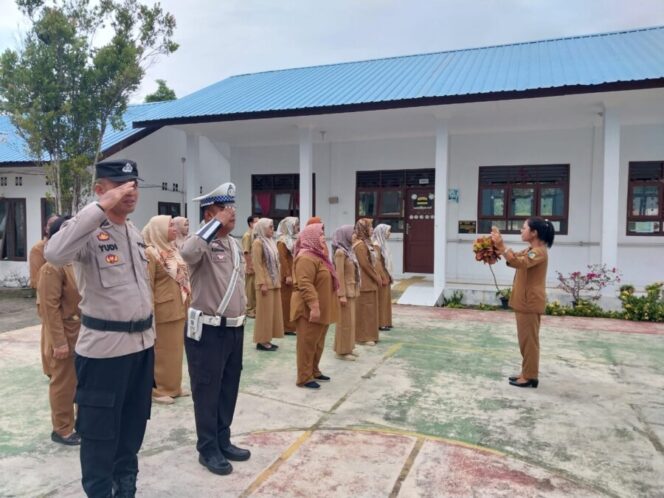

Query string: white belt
201 314 246 328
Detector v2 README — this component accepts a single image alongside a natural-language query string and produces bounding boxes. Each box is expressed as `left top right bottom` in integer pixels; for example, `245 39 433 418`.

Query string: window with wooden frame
251 174 316 227
0 198 27 261
627 161 664 236
356 169 435 233
40 198 56 237
477 165 569 235
158 201 181 217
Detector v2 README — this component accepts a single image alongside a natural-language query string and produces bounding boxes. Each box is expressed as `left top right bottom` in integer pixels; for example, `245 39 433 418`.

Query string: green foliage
477 303 498 311
0 0 178 213
545 300 621 318
144 79 176 102
619 282 664 322
443 290 464 308
495 288 511 299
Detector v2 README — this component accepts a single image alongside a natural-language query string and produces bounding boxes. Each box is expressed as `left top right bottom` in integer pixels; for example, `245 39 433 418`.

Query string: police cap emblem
122 163 133 173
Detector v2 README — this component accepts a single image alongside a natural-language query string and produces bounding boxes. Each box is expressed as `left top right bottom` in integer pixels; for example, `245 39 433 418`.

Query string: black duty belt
81 314 153 333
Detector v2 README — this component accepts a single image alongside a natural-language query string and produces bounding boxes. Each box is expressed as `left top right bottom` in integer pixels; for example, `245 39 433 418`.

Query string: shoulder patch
528 251 536 259
97 231 110 241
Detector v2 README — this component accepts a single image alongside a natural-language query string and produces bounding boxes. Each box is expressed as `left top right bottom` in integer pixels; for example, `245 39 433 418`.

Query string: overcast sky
2 0 664 103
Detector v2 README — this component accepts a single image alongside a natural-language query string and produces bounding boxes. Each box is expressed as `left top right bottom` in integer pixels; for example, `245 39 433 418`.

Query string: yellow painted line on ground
391 276 424 303
239 430 314 497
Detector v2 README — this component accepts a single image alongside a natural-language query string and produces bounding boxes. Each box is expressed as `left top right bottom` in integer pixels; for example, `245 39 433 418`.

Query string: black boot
112 474 137 498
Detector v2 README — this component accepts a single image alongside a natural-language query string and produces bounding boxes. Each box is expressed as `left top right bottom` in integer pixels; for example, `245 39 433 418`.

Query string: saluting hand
97 181 136 212
214 207 234 226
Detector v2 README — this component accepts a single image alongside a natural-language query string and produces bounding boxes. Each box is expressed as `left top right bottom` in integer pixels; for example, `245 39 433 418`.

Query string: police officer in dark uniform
45 160 154 498
181 183 250 475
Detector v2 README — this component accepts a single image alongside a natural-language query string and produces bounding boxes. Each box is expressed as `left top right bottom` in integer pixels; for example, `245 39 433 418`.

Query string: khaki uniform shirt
252 239 281 290
29 239 47 290
291 254 338 325
180 234 247 318
38 263 81 351
374 244 392 284
242 229 254 275
334 249 359 299
277 241 294 284
507 246 549 314
354 241 381 292
44 202 155 358
146 247 189 324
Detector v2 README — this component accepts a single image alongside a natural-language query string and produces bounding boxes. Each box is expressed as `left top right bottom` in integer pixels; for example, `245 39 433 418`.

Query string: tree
0 0 178 214
144 78 176 102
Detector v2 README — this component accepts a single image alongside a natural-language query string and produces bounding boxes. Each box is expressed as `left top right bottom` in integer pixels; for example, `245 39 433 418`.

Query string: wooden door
404 188 434 273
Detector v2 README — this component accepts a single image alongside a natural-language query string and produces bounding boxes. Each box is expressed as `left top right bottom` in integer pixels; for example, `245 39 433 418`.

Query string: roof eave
131 78 664 128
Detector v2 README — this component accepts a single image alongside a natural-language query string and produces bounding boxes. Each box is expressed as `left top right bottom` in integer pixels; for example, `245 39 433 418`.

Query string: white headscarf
372 223 393 275
253 218 280 284
276 217 299 254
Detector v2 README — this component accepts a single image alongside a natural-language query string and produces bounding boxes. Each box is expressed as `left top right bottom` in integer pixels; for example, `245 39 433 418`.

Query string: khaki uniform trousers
153 318 186 398
378 284 392 328
334 297 356 355
296 317 328 385
245 273 256 317
356 290 379 343
254 288 284 344
37 305 51 377
48 354 77 436
515 312 541 379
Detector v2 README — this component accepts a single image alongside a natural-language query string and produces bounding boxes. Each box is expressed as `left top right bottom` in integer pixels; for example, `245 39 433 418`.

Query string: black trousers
75 347 154 498
185 324 243 458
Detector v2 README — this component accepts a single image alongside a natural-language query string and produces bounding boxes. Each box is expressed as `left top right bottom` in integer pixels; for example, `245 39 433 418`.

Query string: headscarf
253 218 280 284
296 216 329 259
142 215 191 304
372 223 394 275
277 216 299 254
353 218 376 264
306 216 322 226
298 223 339 291
173 216 189 248
332 224 361 286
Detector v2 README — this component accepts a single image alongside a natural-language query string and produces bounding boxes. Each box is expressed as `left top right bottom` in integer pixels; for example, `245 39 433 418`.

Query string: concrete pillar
185 133 201 224
299 126 313 223
433 119 449 304
600 108 620 274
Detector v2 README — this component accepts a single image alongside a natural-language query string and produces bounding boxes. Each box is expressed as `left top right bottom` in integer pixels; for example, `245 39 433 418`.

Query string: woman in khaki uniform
491 217 555 388
252 218 284 351
291 223 339 388
276 217 299 335
38 216 82 445
143 215 192 404
372 224 394 330
173 216 189 249
353 218 382 345
332 225 360 361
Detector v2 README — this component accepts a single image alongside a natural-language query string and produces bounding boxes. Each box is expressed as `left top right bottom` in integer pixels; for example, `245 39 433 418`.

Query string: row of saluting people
29 207 395 448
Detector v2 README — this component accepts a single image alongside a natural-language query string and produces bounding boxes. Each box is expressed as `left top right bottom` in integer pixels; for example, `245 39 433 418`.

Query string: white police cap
193 182 236 207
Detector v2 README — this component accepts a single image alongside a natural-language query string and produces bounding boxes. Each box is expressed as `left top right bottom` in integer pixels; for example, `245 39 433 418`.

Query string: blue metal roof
0 101 165 164
134 26 664 126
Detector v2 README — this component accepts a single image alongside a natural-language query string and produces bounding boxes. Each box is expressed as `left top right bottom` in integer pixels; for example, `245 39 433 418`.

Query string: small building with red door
3 26 664 306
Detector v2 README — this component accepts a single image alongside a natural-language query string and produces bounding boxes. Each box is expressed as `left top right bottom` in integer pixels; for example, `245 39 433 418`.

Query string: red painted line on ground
393 305 664 335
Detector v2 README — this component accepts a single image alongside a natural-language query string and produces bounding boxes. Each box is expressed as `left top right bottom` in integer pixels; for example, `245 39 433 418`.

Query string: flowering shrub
556 264 621 303
619 283 664 322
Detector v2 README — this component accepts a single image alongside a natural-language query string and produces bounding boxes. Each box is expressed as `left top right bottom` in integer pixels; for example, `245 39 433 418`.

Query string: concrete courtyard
1 302 663 497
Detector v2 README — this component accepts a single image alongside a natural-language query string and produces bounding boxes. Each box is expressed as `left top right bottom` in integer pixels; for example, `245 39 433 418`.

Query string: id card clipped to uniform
187 308 204 341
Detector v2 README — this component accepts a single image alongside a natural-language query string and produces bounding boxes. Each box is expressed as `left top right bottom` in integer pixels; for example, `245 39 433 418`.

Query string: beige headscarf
253 218 280 284
142 215 191 304
277 216 299 253
353 218 376 264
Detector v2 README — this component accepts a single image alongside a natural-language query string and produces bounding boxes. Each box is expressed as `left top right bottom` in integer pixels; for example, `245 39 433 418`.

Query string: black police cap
95 160 142 182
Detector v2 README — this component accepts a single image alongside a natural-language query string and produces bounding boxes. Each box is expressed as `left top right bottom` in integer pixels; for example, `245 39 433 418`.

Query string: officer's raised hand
214 206 234 226
97 181 137 212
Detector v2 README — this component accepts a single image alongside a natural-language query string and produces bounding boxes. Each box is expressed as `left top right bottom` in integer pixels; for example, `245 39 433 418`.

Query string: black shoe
221 443 251 462
508 374 520 382
314 374 331 382
299 381 320 389
285 331 296 336
379 326 390 331
256 343 276 352
198 454 233 475
51 431 81 446
269 343 279 349
509 378 539 388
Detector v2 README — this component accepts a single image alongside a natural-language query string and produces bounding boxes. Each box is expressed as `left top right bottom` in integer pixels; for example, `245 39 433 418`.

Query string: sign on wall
458 220 477 234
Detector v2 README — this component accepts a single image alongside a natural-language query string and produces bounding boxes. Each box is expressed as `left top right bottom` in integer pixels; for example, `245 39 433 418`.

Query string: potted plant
556 264 621 306
496 288 511 309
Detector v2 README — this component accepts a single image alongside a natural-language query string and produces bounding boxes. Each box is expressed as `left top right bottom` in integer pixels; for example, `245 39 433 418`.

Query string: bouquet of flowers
473 235 501 265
